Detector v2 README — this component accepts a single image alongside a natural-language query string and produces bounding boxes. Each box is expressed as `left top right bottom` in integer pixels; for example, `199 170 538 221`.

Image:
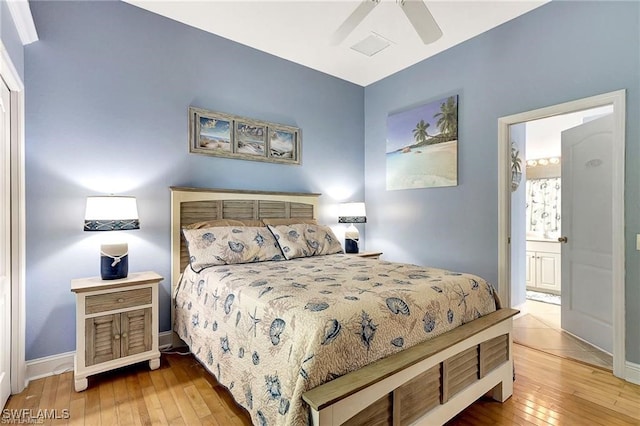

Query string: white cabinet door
536 252 561 293
525 251 536 289
525 241 561 294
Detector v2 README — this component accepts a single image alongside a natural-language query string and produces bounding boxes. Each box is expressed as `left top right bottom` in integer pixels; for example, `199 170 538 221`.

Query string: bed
170 187 517 426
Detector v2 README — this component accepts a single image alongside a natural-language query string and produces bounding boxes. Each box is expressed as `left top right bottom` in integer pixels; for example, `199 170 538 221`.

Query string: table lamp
84 195 139 280
338 202 366 253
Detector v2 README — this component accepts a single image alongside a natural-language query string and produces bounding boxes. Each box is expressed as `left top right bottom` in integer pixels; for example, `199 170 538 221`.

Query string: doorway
497 90 626 378
511 106 614 370
0 46 28 400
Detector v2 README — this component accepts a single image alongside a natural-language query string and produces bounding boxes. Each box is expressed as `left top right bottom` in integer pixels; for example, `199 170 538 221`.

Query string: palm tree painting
386 95 458 190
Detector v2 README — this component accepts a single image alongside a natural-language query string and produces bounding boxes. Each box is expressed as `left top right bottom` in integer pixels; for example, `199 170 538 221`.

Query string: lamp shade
84 196 139 231
338 202 366 224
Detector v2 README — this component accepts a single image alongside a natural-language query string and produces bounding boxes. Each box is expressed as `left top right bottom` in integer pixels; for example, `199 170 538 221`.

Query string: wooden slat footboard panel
343 394 392 426
394 364 440 425
480 334 509 378
442 346 480 403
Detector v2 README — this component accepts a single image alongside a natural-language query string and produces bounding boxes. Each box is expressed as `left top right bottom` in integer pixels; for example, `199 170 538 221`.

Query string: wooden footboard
303 308 518 426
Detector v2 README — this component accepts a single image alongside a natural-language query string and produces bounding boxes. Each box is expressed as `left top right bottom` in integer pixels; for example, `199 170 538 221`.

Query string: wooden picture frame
189 107 234 157
189 106 301 165
268 124 300 164
235 119 268 158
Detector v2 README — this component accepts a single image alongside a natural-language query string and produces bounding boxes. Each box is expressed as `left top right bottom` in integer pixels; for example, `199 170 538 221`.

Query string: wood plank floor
5 344 640 425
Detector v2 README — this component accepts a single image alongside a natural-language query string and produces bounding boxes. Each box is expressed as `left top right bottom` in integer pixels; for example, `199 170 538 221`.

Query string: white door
0 79 11 407
560 114 613 353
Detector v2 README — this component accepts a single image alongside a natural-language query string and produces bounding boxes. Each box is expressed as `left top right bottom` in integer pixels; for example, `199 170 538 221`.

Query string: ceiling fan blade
330 0 380 46
399 0 442 45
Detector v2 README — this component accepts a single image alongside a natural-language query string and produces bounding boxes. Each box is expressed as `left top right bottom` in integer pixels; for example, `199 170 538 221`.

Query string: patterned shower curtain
525 178 561 236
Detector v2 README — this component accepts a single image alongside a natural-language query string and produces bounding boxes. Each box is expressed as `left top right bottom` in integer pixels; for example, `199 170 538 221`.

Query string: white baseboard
626 360 640 385
512 301 528 319
25 331 174 383
26 351 75 382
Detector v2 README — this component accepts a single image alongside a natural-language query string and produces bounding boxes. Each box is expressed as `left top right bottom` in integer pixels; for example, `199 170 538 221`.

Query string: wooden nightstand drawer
85 287 151 314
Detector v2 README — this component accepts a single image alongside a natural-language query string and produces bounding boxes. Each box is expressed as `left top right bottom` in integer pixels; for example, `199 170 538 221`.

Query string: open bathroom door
560 114 613 353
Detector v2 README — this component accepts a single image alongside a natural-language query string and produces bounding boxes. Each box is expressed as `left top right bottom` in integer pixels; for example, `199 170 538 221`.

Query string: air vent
350 33 391 57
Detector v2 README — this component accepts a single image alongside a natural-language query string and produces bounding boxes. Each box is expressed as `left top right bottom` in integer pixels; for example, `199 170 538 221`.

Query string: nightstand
350 251 383 260
71 271 162 392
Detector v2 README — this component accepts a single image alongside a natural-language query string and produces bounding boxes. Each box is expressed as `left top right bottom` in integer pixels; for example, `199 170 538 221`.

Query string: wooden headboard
170 186 321 311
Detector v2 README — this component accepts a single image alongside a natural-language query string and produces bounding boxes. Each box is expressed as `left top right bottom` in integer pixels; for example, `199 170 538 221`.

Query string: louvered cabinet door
121 308 152 357
85 314 121 366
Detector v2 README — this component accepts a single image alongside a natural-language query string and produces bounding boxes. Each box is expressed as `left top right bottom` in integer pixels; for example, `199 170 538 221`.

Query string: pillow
182 226 284 271
184 219 264 229
266 224 311 259
262 218 317 226
268 224 343 260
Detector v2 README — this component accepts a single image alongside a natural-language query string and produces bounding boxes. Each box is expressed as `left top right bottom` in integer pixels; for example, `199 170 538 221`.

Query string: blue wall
24 1 364 360
23 0 640 365
1 0 24 78
363 1 640 362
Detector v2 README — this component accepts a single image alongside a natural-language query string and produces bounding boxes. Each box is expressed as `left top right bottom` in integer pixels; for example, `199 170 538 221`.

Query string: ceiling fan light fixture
350 33 391 57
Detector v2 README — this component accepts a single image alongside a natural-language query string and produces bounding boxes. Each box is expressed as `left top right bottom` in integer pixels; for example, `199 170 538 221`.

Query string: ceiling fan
331 0 443 46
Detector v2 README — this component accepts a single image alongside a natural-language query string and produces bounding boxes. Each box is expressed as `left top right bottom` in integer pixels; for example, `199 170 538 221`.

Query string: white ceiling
123 0 548 87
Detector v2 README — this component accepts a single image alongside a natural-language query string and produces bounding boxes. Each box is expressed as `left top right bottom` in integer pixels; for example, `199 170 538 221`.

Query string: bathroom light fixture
526 156 561 168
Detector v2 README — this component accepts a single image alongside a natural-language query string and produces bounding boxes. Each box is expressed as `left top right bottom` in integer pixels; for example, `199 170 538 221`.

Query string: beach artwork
386 95 458 190
269 128 295 159
198 116 231 152
189 106 301 164
235 122 266 157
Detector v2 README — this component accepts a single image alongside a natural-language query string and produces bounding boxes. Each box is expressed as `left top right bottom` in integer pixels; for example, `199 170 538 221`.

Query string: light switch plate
637 234 640 251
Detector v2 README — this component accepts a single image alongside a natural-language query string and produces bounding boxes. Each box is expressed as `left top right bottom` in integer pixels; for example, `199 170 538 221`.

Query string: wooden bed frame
170 186 518 426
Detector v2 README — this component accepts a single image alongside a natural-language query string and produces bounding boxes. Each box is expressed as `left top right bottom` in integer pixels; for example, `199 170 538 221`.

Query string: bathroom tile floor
513 299 613 370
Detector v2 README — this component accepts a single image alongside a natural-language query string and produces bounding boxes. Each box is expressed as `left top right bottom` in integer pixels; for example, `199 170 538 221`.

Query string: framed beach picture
268 125 300 164
386 95 458 190
189 107 234 156
188 106 301 165
235 120 267 158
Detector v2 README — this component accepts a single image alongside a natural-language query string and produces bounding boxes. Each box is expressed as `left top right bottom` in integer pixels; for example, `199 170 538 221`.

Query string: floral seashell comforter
174 254 498 426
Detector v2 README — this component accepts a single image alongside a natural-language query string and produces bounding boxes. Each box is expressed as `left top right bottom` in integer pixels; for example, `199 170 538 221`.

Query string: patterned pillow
268 224 343 260
182 226 284 271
